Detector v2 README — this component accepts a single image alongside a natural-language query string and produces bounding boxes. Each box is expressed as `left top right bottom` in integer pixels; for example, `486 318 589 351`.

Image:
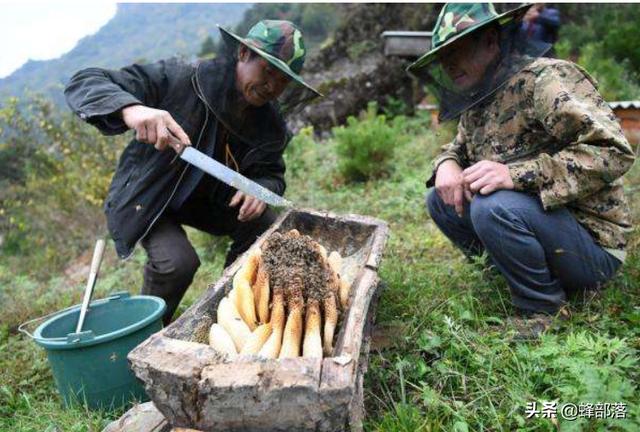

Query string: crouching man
408 3 635 332
65 21 321 324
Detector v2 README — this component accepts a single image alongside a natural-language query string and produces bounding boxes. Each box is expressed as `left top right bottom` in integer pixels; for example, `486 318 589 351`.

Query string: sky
0 1 117 78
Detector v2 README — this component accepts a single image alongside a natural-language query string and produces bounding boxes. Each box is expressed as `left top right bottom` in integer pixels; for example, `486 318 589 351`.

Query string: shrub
576 43 640 101
556 4 640 101
284 126 315 177
346 40 378 61
333 102 405 182
382 96 409 119
0 96 124 275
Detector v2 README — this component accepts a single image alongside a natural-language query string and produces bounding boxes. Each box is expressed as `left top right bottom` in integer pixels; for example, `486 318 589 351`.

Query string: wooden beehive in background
610 101 640 147
381 31 432 58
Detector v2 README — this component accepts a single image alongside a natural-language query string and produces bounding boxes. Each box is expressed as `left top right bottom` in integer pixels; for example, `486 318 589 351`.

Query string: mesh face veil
218 20 322 116
192 20 323 153
407 4 551 121
415 22 550 121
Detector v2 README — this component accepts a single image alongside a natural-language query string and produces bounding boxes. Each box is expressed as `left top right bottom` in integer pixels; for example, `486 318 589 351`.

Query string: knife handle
168 134 190 155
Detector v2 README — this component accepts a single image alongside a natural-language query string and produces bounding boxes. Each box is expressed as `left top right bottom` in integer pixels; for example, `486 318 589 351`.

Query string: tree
198 35 217 58
301 4 337 42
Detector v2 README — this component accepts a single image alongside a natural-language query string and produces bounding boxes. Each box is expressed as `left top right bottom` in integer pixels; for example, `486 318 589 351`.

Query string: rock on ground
102 402 170 432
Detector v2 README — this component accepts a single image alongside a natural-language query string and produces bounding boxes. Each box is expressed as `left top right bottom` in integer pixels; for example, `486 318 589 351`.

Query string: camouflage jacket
428 58 635 257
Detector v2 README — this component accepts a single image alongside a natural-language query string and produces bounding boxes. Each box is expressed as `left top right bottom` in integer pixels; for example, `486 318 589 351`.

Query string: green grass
1 113 639 431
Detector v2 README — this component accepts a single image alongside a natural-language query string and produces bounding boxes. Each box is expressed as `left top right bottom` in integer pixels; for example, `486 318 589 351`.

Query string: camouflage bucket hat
407 3 531 73
219 20 322 98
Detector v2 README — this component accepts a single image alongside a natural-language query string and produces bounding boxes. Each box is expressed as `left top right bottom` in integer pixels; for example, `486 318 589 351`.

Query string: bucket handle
18 291 132 341
18 303 80 341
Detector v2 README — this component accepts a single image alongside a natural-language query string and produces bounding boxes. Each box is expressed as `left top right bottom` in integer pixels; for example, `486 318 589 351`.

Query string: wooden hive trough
128 208 389 431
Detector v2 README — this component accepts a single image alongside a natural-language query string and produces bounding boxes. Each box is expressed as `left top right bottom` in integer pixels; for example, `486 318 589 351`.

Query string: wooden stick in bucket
75 239 106 333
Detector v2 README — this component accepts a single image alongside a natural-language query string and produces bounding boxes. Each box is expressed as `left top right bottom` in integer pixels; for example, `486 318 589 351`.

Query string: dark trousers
426 190 621 314
141 195 277 324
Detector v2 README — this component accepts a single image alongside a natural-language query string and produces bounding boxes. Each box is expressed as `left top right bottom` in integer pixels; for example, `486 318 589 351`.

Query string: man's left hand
462 160 514 195
229 191 267 222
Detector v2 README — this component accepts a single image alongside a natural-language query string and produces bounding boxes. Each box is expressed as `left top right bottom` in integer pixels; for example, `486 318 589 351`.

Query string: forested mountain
0 3 250 106
196 3 342 60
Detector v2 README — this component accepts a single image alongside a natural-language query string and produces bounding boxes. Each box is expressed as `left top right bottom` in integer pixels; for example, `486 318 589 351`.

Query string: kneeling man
408 4 635 323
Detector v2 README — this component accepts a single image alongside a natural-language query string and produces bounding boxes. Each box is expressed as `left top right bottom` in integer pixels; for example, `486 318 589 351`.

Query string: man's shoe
510 313 553 340
510 307 570 341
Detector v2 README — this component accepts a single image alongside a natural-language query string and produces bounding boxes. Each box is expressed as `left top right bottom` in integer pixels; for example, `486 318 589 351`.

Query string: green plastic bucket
30 292 165 410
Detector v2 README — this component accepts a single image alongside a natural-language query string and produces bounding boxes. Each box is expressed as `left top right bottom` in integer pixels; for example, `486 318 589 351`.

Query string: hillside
1 3 640 430
0 3 250 106
2 109 639 431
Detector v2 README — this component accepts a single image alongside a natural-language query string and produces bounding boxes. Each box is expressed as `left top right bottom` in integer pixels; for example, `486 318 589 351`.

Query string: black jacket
64 58 289 259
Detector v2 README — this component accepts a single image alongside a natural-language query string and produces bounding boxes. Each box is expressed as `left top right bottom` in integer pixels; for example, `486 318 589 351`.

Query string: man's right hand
434 159 472 217
121 104 191 152
523 4 541 23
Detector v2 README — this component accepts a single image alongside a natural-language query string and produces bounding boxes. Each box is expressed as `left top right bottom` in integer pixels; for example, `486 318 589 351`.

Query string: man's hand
462 160 514 195
435 159 472 217
523 4 541 23
121 104 191 151
229 191 266 222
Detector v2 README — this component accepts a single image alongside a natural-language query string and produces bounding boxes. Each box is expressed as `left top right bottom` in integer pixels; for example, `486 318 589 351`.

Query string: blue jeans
426 190 621 314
